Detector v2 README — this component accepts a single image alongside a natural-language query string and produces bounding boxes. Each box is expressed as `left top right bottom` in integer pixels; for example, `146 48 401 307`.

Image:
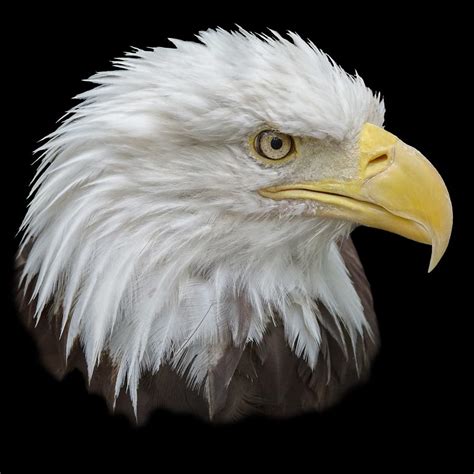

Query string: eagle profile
18 29 452 423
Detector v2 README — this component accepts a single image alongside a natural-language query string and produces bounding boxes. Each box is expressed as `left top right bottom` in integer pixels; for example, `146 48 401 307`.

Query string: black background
3 4 468 470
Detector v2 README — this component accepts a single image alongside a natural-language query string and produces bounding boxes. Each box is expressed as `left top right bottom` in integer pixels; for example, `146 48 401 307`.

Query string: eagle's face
20 29 452 418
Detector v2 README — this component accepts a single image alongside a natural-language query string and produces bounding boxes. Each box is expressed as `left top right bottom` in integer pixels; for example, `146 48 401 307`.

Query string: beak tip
427 247 439 273
427 260 437 273
427 234 451 273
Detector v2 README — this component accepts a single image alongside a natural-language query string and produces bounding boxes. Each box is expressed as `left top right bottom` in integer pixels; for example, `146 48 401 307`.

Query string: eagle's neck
22 204 368 410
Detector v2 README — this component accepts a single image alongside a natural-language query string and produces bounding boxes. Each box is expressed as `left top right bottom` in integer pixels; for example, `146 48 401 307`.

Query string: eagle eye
254 130 294 161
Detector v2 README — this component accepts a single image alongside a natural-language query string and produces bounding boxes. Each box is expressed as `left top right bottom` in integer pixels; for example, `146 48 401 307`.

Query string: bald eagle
17 29 452 423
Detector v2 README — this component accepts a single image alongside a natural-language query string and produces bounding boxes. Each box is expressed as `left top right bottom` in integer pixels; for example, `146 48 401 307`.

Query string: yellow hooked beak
259 123 452 272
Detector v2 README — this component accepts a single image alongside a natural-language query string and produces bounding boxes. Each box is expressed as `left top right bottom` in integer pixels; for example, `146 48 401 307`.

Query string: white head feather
20 28 385 411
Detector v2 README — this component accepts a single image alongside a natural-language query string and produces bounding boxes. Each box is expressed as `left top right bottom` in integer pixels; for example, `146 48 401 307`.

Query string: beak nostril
365 153 390 177
369 153 389 166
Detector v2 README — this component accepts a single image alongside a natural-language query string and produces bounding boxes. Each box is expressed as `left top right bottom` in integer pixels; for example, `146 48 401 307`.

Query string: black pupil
270 136 283 150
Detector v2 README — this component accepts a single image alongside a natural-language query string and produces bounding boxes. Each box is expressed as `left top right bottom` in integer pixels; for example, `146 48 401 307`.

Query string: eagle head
19 29 452 421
